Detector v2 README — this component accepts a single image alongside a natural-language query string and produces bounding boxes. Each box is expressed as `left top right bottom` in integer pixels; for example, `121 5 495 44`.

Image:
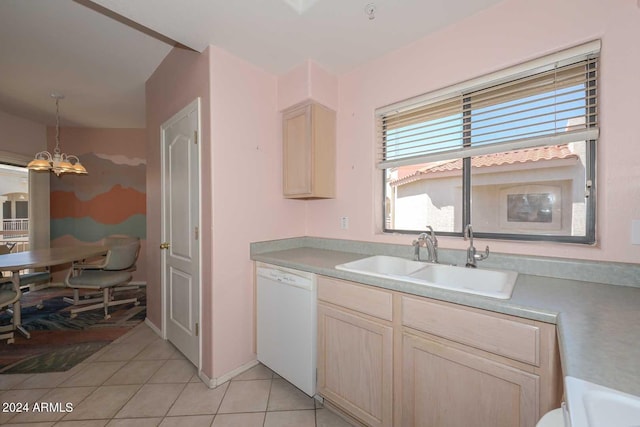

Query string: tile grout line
159 381 189 420
83 334 180 423
60 336 166 424
262 373 274 427
162 372 199 419
2 325 345 427
116 351 189 421
209 376 233 426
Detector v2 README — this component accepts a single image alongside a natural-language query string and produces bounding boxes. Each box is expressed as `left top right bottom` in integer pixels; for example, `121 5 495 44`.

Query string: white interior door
161 98 201 367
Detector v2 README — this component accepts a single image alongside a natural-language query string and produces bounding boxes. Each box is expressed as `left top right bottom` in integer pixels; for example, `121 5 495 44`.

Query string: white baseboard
198 370 215 388
198 359 260 389
141 320 258 390
144 318 163 337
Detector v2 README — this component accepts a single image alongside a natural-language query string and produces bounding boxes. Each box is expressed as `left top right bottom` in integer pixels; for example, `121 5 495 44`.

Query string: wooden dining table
0 245 108 339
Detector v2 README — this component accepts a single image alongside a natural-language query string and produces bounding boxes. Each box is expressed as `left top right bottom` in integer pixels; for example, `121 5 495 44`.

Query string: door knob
160 242 170 250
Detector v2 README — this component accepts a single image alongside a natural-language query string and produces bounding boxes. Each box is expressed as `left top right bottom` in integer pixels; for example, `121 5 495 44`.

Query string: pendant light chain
54 96 62 155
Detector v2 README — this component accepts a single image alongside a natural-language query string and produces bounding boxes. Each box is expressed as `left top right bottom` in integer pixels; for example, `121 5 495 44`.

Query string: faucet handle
476 246 490 261
425 225 437 246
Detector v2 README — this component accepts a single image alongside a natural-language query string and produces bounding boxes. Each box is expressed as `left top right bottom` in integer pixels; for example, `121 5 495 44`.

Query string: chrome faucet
412 226 438 263
464 224 489 268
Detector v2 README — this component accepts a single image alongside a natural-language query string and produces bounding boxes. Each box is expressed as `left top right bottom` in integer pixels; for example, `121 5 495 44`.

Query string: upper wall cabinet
282 101 336 199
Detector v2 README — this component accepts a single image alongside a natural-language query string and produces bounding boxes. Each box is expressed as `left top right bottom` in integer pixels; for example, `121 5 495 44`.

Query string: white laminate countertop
251 247 640 397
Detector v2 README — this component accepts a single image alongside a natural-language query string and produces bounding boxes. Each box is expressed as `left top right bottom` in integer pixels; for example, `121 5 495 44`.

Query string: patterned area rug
0 286 146 373
2 341 111 373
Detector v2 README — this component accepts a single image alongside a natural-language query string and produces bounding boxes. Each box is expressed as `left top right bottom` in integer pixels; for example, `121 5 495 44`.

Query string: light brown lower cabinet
401 331 539 427
316 276 561 427
317 302 394 427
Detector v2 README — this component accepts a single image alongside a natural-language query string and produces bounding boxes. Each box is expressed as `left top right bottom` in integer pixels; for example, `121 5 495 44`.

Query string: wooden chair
64 239 140 319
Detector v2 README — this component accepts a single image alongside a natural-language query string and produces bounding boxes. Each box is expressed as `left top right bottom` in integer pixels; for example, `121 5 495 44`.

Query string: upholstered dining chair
64 239 140 319
0 278 20 344
79 235 141 293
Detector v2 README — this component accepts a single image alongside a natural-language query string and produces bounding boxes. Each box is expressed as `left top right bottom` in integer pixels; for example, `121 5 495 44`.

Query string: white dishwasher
256 262 317 396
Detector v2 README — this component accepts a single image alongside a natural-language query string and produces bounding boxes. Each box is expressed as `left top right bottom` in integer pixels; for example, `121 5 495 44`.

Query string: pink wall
145 46 214 376
308 61 339 111
208 45 307 378
0 110 46 157
306 0 640 264
146 45 306 379
145 0 639 382
277 62 308 111
277 60 339 111
49 128 146 159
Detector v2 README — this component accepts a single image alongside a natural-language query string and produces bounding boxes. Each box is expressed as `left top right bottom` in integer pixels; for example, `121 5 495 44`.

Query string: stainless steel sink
335 256 517 299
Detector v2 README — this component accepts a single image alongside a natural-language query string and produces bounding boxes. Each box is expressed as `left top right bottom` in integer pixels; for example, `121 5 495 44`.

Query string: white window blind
377 40 600 169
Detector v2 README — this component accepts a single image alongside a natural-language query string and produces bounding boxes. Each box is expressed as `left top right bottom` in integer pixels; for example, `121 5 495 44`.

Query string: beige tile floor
0 323 354 427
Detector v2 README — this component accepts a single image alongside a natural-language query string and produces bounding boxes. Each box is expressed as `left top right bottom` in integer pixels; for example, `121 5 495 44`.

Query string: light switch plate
632 220 640 245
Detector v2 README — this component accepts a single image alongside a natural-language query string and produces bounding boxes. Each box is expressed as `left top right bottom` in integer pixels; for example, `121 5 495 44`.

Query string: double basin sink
335 255 517 299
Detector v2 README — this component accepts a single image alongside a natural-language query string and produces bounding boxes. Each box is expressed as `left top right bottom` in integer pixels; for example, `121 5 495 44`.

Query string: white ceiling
0 0 503 129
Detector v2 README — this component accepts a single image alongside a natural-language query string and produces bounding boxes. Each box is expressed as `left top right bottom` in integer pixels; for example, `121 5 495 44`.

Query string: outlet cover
340 216 349 230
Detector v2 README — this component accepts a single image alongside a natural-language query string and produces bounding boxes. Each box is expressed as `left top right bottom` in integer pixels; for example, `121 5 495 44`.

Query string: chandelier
27 94 88 176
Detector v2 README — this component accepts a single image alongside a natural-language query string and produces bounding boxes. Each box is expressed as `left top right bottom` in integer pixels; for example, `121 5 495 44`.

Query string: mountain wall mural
50 151 146 282
44 127 147 282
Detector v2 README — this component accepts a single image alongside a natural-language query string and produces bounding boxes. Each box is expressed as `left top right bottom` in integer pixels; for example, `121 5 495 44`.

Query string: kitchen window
378 40 599 243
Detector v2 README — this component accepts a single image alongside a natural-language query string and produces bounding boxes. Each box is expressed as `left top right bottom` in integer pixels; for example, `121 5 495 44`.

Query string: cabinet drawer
402 296 540 365
318 276 393 321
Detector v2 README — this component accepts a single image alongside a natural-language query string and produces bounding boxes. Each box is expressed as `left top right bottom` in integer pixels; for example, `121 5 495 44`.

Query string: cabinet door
283 105 312 197
402 332 539 427
318 303 393 427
